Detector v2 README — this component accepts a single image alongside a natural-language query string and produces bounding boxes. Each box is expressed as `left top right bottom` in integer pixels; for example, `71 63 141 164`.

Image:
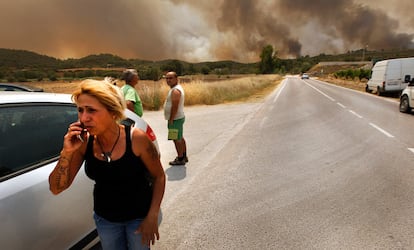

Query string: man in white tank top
163 71 188 165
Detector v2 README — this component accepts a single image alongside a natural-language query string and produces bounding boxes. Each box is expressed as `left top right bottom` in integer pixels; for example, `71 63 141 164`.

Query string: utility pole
362 45 368 61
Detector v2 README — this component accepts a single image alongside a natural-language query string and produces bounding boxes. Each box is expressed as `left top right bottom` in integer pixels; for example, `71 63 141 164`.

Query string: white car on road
0 91 158 249
400 79 414 113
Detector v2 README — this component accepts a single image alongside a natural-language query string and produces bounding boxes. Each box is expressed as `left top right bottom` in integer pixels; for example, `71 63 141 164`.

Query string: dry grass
25 73 397 112
319 75 367 92
26 74 388 108
27 81 82 94
182 74 282 105
23 74 282 110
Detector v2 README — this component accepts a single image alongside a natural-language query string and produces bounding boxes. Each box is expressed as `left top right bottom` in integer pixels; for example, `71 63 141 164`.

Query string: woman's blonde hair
71 78 126 121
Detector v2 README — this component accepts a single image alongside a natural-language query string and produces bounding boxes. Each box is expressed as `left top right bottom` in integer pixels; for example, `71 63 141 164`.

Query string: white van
366 57 414 95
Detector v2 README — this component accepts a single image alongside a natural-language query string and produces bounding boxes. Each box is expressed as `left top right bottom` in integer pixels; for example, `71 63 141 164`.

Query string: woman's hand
64 121 87 153
49 121 86 195
135 212 160 246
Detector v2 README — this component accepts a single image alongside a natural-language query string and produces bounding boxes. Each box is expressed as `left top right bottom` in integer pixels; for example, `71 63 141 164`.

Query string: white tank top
164 84 185 120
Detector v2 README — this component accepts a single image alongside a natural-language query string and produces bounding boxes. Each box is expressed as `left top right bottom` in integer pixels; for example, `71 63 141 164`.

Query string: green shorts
167 117 185 140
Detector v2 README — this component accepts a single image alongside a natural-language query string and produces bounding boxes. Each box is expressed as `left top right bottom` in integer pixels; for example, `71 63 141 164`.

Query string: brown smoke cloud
0 0 413 62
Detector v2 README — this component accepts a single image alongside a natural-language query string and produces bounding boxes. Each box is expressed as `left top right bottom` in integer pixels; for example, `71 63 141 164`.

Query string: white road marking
303 81 335 101
349 110 363 118
369 123 394 138
337 102 346 108
273 80 287 103
301 79 414 158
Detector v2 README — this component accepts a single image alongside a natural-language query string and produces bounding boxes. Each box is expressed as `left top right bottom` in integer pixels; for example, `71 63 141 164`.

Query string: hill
308 61 372 76
0 48 59 69
2 47 414 82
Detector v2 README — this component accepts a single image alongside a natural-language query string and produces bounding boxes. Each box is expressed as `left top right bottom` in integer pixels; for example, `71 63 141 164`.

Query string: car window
0 86 20 91
0 103 78 179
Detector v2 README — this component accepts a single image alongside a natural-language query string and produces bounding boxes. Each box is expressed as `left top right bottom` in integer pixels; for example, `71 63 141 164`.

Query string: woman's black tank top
84 125 152 222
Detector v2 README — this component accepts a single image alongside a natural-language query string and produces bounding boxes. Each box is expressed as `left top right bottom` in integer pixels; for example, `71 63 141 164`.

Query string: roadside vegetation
333 68 371 81
325 69 371 92
29 74 282 111
173 74 281 106
3 47 414 84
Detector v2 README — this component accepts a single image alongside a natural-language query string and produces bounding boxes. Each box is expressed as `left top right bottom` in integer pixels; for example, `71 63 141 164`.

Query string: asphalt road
143 76 414 249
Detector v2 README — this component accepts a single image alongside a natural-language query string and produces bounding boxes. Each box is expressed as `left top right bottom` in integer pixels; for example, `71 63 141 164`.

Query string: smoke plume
0 0 412 62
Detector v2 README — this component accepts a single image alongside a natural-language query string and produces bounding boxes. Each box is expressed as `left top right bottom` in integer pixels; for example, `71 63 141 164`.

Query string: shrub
334 68 371 80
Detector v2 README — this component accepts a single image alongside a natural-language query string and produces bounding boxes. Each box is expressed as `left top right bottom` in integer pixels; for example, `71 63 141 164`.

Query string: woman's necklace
96 126 120 163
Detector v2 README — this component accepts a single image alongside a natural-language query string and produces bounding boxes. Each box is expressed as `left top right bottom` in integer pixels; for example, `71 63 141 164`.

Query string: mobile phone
77 123 86 143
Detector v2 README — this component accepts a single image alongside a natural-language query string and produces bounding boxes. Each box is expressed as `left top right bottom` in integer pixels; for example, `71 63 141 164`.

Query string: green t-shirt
121 84 143 117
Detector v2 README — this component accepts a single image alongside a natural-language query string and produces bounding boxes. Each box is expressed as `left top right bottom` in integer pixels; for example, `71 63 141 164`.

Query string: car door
0 102 97 249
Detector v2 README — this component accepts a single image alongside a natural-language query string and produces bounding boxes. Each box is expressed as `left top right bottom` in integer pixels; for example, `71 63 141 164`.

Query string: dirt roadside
317 75 400 101
318 75 366 92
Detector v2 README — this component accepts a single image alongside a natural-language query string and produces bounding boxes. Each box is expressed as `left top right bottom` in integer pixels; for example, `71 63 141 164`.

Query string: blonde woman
49 79 165 250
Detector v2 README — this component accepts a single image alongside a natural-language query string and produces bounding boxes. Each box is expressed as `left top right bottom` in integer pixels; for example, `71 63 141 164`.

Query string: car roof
0 83 44 92
0 91 73 105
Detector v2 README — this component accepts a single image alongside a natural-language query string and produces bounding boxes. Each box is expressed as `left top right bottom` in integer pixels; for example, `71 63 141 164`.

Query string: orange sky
0 0 413 62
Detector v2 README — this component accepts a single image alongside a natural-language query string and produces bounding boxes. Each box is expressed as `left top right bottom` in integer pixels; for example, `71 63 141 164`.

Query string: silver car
0 92 158 249
301 73 309 79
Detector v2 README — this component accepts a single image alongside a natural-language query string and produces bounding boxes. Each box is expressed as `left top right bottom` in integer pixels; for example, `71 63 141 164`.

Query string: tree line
1 47 414 83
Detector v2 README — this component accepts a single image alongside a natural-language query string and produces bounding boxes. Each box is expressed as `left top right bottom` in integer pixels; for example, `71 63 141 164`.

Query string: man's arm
125 100 135 113
168 89 181 123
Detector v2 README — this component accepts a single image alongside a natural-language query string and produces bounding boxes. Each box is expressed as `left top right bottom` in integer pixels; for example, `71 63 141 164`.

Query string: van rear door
385 59 402 91
367 61 386 92
401 59 414 90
